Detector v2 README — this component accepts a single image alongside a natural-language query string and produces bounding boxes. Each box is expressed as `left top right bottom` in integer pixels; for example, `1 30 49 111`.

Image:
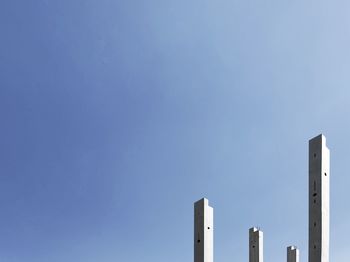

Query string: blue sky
1 1 350 262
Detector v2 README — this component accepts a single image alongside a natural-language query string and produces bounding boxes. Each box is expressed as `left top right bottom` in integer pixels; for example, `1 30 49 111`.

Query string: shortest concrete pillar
249 227 263 262
287 246 299 262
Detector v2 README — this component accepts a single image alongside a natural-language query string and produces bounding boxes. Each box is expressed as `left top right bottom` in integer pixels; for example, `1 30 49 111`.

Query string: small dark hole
208 227 210 229
197 240 200 243
313 193 317 197
314 245 316 249
314 222 316 227
314 153 317 158
252 245 255 248
324 173 327 176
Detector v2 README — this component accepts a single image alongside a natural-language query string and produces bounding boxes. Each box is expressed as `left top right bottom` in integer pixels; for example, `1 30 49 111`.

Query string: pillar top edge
194 197 209 205
309 133 327 144
249 227 262 233
287 246 298 250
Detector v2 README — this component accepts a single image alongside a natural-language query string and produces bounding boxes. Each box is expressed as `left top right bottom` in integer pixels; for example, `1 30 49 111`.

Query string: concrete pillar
287 246 299 262
309 134 330 262
194 198 213 262
249 227 263 262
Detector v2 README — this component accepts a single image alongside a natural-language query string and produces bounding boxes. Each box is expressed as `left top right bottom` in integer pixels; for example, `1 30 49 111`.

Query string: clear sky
1 1 350 262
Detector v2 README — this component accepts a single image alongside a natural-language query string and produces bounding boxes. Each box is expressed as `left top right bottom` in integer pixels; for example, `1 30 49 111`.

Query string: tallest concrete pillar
194 198 213 262
309 134 330 262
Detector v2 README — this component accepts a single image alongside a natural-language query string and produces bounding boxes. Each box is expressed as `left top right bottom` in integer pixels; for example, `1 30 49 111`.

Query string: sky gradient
1 1 350 262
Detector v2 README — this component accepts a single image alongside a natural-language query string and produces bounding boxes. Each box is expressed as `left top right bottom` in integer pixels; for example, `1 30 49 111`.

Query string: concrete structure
192 135 331 262
309 135 330 262
194 198 213 262
287 246 299 262
249 227 263 262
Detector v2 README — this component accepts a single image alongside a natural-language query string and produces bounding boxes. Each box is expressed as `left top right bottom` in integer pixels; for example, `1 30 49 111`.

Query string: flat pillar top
309 134 327 146
194 198 209 206
249 227 263 235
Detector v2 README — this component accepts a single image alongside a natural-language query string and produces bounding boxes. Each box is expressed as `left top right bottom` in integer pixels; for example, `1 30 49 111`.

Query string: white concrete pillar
249 227 263 262
287 246 299 262
194 198 213 262
309 134 330 262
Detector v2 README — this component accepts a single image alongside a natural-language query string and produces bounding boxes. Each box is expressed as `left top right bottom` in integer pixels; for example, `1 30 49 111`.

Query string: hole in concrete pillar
252 245 255 248
314 153 317 158
314 222 316 227
324 172 327 176
197 240 200 243
314 245 316 249
207 227 210 229
313 193 317 197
